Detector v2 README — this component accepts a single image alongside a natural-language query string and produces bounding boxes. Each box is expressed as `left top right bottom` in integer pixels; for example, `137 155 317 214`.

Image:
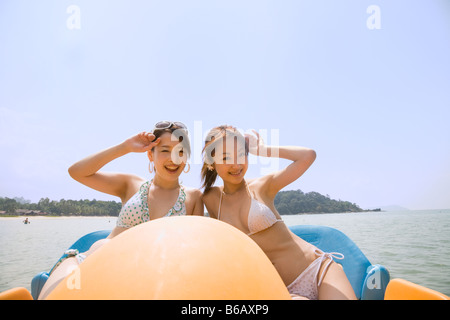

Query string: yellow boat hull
385 278 449 300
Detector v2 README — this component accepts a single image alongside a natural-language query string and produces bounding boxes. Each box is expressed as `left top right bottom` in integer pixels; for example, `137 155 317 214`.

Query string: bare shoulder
201 186 221 202
182 186 204 216
247 176 270 187
247 176 275 198
124 173 147 186
201 186 221 218
120 174 147 203
183 186 203 199
125 173 147 186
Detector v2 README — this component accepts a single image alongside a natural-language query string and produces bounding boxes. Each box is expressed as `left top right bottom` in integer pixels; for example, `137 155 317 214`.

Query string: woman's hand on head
124 132 160 153
245 130 265 156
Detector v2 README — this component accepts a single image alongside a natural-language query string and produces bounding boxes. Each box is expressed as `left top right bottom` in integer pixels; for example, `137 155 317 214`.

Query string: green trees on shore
1 190 365 216
0 197 122 216
274 190 362 214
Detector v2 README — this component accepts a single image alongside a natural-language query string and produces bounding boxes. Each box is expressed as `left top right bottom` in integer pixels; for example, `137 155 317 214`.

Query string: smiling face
148 132 187 181
213 136 249 185
201 125 250 193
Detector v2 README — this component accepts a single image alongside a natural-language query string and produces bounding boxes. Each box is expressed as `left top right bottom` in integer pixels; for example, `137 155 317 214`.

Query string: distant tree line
0 197 122 216
1 190 368 216
274 190 363 214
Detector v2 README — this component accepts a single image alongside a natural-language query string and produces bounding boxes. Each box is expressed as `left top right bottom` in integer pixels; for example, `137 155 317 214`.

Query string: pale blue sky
1 0 449 210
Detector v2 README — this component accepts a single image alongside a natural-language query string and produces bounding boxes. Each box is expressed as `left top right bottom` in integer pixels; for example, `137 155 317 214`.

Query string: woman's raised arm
245 130 316 197
68 132 160 201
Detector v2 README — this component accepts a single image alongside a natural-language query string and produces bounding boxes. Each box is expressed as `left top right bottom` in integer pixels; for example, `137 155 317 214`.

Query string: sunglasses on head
153 121 187 130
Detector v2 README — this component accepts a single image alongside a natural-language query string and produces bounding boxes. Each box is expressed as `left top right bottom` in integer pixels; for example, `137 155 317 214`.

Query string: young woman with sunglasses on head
38 121 203 299
201 125 356 300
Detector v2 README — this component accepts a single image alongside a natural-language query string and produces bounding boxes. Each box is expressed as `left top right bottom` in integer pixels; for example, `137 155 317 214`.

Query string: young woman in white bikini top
217 183 282 236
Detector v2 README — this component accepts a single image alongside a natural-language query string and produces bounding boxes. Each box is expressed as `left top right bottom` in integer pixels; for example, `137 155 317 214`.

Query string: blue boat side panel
361 264 390 300
30 230 111 299
47 229 112 271
289 225 372 299
31 272 49 300
66 230 112 254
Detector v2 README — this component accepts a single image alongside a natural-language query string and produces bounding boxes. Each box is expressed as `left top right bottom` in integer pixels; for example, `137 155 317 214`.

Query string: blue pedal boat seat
31 230 111 300
289 225 390 300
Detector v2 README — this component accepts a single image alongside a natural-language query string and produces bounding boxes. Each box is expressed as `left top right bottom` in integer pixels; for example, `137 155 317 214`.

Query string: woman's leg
38 257 79 299
38 239 110 299
318 261 357 300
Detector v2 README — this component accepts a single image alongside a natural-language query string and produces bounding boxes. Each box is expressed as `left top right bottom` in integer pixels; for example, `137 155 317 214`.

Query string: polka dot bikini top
116 180 186 228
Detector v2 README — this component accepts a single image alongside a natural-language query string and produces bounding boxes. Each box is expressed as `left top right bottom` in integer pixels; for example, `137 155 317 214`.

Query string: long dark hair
201 125 248 193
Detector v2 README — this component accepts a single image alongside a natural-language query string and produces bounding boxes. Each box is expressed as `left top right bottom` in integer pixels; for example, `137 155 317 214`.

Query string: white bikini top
217 184 283 236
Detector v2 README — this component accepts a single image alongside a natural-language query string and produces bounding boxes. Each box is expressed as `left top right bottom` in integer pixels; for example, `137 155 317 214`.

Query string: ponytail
200 163 218 194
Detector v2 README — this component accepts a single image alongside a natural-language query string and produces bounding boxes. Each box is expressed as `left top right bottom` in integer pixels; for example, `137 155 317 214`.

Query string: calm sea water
1 210 449 296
